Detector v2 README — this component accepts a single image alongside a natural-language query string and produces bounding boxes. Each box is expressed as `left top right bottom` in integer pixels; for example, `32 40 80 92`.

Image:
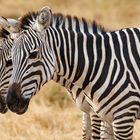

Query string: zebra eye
29 50 39 59
6 59 12 67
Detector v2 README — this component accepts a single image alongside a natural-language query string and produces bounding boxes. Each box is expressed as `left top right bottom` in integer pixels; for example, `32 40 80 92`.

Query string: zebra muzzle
6 82 30 114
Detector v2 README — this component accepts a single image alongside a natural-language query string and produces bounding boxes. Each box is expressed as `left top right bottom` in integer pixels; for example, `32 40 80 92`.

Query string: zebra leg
75 93 98 140
90 112 101 140
113 116 135 140
82 112 92 140
100 121 114 140
65 89 93 140
90 112 114 140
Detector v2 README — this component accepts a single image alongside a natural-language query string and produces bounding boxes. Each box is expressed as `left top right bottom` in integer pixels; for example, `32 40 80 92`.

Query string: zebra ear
0 17 21 34
0 16 9 28
7 18 21 33
33 6 52 32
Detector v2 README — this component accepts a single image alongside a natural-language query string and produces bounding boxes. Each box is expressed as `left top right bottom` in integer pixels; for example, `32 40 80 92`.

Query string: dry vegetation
0 0 140 139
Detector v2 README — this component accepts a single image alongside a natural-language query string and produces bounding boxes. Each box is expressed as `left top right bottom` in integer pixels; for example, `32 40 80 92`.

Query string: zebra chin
8 100 29 115
0 90 8 113
6 82 30 114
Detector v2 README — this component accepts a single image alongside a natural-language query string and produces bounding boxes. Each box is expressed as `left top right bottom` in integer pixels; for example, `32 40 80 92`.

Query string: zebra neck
52 72 83 101
52 73 73 89
49 27 99 91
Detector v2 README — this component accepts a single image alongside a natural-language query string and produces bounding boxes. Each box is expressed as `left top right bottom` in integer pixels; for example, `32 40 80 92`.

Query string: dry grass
0 98 82 140
0 0 140 139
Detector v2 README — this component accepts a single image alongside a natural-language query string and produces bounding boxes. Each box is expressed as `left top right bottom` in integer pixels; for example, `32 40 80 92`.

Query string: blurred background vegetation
1 0 140 29
0 0 140 139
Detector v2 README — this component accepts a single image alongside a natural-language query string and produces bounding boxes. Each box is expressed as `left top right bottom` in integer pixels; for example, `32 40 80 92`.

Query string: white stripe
123 29 140 83
74 33 89 87
130 28 140 58
69 31 78 82
59 28 70 78
107 33 120 85
90 34 106 89
116 31 139 90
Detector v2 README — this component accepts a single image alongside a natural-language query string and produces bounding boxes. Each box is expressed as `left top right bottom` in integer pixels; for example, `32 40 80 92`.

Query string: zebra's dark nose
6 83 21 111
6 82 29 114
7 82 21 101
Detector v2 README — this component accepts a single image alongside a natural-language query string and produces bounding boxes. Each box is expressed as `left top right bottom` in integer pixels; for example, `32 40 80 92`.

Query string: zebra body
7 7 140 139
51 27 140 139
51 27 140 119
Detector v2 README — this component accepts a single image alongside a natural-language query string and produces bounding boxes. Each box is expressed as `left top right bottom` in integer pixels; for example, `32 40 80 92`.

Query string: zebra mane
0 28 10 38
92 21 107 33
19 12 38 30
52 13 108 33
19 12 108 33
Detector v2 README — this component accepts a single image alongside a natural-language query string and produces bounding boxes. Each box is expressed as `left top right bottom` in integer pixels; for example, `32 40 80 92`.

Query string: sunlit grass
0 100 82 140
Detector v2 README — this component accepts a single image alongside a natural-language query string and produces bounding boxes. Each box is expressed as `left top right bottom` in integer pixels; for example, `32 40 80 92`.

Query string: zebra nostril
8 82 21 96
7 82 21 112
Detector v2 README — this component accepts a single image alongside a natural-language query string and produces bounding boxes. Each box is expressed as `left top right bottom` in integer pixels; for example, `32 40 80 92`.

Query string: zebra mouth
16 101 29 115
6 82 30 114
7 97 30 115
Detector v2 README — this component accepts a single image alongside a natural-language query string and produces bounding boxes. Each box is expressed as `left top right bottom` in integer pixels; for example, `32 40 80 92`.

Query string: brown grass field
0 0 140 139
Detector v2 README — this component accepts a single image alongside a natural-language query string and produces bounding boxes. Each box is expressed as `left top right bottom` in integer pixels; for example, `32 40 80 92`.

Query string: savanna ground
0 0 140 139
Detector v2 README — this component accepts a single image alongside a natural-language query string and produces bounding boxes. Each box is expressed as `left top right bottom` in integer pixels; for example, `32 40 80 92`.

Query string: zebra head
0 28 11 113
7 7 55 114
0 17 20 113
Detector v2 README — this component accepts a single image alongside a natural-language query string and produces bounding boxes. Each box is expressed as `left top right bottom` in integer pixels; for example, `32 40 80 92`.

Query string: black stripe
111 31 124 85
91 34 111 99
75 17 80 32
120 30 140 89
83 33 94 89
68 30 75 79
73 32 84 82
90 34 102 82
128 29 140 70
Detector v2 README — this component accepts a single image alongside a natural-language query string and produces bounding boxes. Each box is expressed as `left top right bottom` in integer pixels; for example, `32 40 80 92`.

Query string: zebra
0 15 112 139
7 7 133 139
0 17 20 113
